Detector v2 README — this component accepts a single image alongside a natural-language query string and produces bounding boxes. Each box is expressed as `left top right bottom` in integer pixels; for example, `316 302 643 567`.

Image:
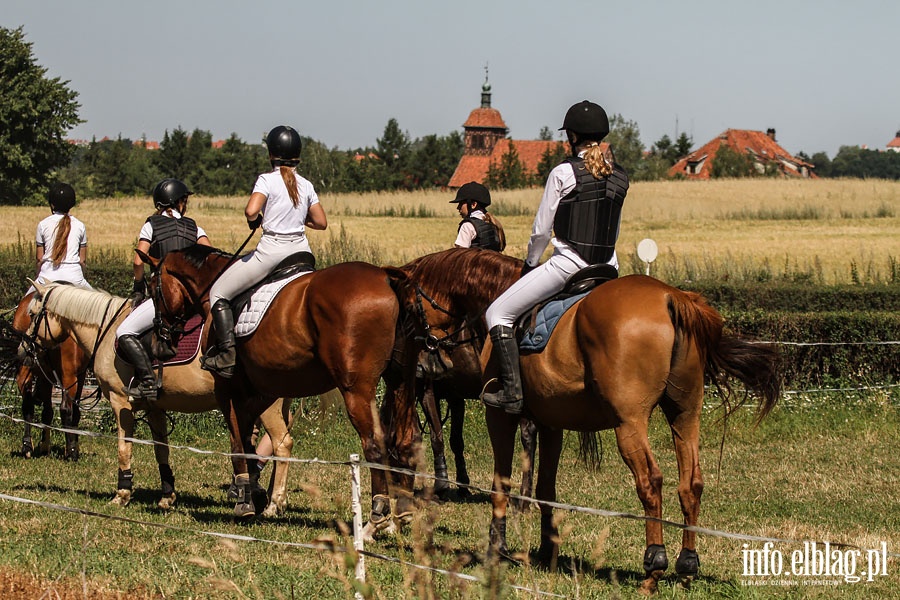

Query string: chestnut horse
390 248 780 593
12 290 88 460
141 245 419 530
22 282 295 515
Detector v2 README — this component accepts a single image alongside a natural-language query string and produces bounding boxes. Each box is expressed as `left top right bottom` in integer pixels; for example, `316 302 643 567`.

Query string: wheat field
3 178 898 284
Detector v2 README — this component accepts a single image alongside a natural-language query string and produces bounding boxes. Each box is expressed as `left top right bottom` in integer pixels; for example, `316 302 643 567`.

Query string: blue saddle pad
519 292 588 352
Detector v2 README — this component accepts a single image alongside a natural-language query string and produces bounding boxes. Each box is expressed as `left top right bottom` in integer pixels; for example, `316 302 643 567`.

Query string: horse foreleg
447 396 470 497
258 399 293 518
485 406 520 562
111 400 135 507
514 417 537 511
216 385 256 520
614 421 666 594
145 409 176 510
59 341 85 461
661 401 703 586
420 380 449 500
37 377 53 455
17 365 36 458
534 426 563 569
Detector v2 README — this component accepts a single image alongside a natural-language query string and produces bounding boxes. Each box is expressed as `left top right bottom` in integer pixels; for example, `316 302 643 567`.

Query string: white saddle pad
234 271 311 338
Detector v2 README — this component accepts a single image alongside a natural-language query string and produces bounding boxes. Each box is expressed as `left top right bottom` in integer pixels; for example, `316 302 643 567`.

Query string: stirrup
125 381 159 401
200 353 234 379
482 389 523 415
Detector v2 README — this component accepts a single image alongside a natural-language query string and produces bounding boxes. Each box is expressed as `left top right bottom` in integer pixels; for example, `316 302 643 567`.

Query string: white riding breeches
485 251 583 329
209 232 311 305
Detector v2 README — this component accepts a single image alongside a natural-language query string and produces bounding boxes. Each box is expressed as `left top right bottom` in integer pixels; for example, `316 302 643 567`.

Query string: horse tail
669 291 781 423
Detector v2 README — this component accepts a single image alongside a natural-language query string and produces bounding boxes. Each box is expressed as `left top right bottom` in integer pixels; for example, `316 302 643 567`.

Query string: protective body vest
553 157 629 265
146 215 199 259
458 217 501 251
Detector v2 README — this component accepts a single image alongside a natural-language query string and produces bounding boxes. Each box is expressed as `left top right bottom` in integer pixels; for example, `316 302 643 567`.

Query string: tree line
4 24 900 206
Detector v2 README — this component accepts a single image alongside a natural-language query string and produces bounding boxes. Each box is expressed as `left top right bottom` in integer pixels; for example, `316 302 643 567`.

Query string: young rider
201 125 327 378
482 100 629 414
451 181 506 251
115 179 210 400
29 182 91 292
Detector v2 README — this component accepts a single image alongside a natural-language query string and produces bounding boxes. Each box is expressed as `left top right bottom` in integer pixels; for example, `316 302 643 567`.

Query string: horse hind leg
38 378 54 456
258 399 293 518
660 394 704 588
421 382 451 501
17 366 36 458
447 396 470 497
613 420 667 595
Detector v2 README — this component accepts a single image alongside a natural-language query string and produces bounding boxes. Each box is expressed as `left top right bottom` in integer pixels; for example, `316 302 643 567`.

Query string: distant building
669 128 814 179
887 130 900 152
448 76 569 188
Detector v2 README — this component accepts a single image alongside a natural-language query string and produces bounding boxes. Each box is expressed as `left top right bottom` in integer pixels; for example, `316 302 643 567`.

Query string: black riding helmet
266 125 302 166
153 178 193 210
450 181 491 207
48 182 76 213
559 100 610 138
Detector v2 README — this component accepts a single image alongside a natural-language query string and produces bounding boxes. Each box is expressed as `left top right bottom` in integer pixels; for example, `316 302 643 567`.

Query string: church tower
460 70 508 157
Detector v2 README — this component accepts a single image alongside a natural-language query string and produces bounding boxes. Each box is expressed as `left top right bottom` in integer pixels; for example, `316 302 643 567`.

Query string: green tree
376 118 410 189
534 141 568 185
605 114 645 177
485 141 528 189
711 144 756 178
538 126 554 141
0 26 82 204
674 132 693 159
406 131 464 189
154 127 190 181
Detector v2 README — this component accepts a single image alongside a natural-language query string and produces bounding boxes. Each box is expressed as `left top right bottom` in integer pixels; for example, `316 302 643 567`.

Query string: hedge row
2 264 897 389
686 282 900 312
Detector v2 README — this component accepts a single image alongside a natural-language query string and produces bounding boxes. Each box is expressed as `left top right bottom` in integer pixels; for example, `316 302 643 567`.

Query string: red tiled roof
887 135 900 149
462 107 508 130
448 139 579 188
668 129 813 179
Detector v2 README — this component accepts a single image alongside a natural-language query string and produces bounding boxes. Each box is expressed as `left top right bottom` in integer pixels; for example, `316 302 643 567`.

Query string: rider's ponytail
280 166 300 208
49 214 72 267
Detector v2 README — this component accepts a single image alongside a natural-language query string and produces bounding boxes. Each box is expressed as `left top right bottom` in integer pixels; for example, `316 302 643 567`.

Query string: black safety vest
553 157 628 265
458 217 501 251
146 215 199 260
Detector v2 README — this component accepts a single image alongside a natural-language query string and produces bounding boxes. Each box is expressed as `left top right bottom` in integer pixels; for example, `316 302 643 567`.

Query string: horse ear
28 278 48 298
135 248 157 269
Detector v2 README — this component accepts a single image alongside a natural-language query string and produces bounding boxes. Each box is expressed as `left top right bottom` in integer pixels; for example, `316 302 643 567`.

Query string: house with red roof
887 130 900 152
669 128 814 179
448 77 567 188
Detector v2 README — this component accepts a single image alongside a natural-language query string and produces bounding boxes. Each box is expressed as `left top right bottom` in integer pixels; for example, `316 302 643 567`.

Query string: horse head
138 245 231 329
20 280 70 356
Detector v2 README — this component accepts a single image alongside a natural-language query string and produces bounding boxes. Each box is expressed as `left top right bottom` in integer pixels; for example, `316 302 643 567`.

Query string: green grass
0 386 898 598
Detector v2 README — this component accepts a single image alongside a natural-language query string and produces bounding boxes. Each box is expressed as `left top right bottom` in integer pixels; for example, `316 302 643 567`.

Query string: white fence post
349 453 366 598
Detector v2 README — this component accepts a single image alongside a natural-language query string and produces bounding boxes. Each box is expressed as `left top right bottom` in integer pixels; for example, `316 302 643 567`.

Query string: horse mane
40 284 128 326
398 248 522 314
175 244 232 270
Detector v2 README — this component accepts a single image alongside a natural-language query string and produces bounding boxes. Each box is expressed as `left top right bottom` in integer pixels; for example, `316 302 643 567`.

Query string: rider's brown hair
280 166 300 207
49 214 72 267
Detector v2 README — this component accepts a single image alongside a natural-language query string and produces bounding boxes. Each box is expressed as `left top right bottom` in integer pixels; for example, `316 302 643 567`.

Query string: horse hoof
157 493 177 511
233 502 256 520
65 448 80 462
639 577 659 596
21 441 33 458
111 489 132 507
675 548 700 577
260 502 280 519
250 488 269 515
455 486 471 499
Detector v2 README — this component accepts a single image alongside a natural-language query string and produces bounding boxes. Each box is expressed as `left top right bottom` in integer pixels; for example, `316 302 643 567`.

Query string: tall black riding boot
481 325 524 414
201 299 236 378
118 334 159 400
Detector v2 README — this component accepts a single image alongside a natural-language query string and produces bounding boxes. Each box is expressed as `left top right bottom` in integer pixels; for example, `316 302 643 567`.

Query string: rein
412 284 482 352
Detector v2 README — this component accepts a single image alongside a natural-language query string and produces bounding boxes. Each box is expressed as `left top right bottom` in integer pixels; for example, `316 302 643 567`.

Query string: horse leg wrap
675 548 700 576
159 464 175 496
488 517 510 558
21 436 33 458
118 469 134 491
369 494 392 527
231 474 255 519
643 544 669 575
433 455 449 496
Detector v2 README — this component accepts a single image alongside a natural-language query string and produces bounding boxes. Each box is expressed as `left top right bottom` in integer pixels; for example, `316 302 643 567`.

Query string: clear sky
5 0 898 158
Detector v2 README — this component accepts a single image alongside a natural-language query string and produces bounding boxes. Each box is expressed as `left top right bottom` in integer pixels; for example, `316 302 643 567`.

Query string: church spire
480 63 492 109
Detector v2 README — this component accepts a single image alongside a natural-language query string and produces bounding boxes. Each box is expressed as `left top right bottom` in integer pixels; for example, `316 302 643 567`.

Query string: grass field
2 178 898 284
0 386 897 598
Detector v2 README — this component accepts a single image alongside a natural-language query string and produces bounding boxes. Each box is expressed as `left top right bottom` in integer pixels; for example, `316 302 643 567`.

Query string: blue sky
5 0 898 158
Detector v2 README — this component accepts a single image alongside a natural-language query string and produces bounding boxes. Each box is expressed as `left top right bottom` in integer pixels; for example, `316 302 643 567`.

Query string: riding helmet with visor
559 100 610 138
450 181 491 207
152 178 193 210
266 125 302 166
48 182 77 213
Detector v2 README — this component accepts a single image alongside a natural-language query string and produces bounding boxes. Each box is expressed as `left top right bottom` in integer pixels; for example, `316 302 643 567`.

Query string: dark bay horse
12 291 88 460
390 248 781 593
142 245 419 531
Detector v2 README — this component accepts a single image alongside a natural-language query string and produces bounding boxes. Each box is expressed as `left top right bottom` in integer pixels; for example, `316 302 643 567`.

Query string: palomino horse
141 245 419 529
12 290 88 460
390 248 781 593
22 282 295 516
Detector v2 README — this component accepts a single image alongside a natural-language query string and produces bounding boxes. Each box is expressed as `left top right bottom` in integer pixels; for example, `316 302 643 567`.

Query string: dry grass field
2 178 898 284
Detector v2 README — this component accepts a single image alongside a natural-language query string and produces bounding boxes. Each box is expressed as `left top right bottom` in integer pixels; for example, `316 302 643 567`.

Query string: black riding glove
248 215 263 231
520 263 536 277
131 279 146 307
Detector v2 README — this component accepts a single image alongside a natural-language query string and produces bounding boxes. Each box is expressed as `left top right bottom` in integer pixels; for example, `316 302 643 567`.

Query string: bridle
410 284 483 353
